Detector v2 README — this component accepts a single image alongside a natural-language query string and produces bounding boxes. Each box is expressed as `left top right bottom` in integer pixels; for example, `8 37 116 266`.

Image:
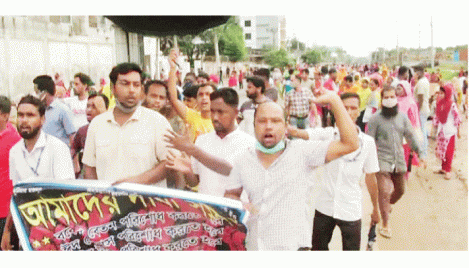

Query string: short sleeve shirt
184 107 214 143
413 77 431 114
42 99 76 147
63 96 88 130
82 106 173 186
226 139 331 250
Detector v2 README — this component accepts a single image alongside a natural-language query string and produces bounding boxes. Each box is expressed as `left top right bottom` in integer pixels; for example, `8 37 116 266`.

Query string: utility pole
431 16 434 68
418 23 421 60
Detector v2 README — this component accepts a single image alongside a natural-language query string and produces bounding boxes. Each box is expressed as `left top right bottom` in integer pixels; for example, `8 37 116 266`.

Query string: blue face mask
256 139 286 154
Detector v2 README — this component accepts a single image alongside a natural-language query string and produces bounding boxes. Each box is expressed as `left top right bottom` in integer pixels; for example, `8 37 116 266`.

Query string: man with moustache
70 93 108 178
238 76 272 137
224 89 359 250
367 85 424 239
2 95 74 250
82 63 177 187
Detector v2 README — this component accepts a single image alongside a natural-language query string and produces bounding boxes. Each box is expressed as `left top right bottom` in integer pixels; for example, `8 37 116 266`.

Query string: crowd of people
0 46 467 251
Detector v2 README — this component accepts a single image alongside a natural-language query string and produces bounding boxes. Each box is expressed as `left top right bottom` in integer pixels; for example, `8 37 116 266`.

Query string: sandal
379 227 392 239
444 173 451 180
433 170 445 175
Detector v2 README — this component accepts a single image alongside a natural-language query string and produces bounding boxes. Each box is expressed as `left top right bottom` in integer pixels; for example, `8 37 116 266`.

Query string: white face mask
382 97 398 108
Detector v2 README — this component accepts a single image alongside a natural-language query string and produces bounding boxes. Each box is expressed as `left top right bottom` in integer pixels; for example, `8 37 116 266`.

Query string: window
244 20 251 27
89 16 98 28
245 33 251 40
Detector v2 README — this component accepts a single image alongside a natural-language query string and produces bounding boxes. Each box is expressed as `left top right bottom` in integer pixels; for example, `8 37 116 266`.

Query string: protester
432 83 462 180
285 74 315 130
300 68 314 90
82 62 179 187
33 75 76 147
70 93 108 179
254 68 278 103
164 88 255 201
413 66 431 159
0 96 21 248
64 73 92 130
238 76 272 137
362 78 382 127
167 49 214 143
182 85 199 110
287 92 379 251
196 72 210 85
223 88 359 250
2 95 75 251
143 80 186 135
396 81 423 178
228 70 239 89
367 85 424 239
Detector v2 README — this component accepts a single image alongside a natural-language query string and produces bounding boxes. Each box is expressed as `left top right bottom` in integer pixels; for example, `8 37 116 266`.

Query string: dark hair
88 92 110 110
328 68 337 74
246 76 266 93
344 75 353 83
398 66 409 77
198 83 217 94
74 72 92 86
0 95 12 114
183 85 199 98
144 80 168 95
254 68 270 80
340 92 360 106
210 87 239 108
18 94 46 116
370 78 380 87
33 75 55 95
301 68 309 75
197 72 210 80
109 62 143 85
321 66 329 75
413 65 424 72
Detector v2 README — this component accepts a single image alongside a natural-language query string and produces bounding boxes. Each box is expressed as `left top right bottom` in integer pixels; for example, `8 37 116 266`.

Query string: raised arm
314 90 359 163
168 48 188 120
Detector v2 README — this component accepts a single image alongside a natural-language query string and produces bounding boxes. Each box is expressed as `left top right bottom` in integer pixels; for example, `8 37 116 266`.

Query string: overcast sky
5 0 468 58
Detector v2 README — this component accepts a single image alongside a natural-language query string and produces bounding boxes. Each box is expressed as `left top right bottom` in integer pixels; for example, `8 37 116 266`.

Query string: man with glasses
287 92 380 250
82 63 178 187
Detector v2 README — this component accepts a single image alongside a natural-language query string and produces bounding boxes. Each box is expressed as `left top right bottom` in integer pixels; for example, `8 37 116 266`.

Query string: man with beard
367 85 424 239
82 63 178 186
2 95 74 250
224 89 359 250
164 88 254 200
33 75 76 147
70 93 108 178
254 68 278 102
238 76 272 137
143 80 185 135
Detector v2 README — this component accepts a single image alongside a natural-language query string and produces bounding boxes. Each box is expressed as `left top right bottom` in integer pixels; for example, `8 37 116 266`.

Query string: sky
4 0 468 59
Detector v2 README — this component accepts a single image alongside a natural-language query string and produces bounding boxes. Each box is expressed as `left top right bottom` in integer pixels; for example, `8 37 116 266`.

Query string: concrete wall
0 16 116 99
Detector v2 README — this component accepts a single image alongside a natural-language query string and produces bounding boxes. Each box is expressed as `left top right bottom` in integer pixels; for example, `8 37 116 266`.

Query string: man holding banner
2 95 75 250
224 89 359 250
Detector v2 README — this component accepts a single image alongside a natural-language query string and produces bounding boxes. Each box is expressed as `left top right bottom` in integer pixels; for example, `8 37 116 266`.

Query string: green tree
218 21 246 62
301 49 322 65
264 48 293 69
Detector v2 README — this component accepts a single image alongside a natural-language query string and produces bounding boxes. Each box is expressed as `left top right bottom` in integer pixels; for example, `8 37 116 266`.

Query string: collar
215 127 241 140
21 130 47 154
106 105 143 125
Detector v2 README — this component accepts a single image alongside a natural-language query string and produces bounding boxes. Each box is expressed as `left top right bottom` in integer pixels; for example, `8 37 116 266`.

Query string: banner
10 180 248 251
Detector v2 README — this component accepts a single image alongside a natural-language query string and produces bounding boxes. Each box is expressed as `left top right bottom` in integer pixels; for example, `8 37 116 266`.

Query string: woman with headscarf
396 81 423 178
432 83 462 180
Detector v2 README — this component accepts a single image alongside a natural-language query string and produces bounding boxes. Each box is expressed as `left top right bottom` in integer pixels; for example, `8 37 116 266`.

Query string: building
0 16 144 98
238 16 286 61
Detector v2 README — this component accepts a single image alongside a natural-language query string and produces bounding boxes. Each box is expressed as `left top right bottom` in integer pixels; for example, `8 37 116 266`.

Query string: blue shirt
43 99 76 147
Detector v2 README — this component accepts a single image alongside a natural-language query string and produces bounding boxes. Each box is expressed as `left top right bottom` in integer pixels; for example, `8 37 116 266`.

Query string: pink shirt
0 123 21 217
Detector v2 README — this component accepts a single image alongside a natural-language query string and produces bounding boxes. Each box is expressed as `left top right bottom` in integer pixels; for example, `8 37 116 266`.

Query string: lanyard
22 135 47 176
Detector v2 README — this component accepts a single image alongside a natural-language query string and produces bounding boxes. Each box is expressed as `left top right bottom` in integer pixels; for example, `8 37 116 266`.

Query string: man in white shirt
164 88 254 200
287 92 380 250
413 66 431 158
2 95 74 250
224 89 359 251
82 63 178 187
64 73 92 130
